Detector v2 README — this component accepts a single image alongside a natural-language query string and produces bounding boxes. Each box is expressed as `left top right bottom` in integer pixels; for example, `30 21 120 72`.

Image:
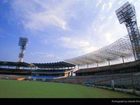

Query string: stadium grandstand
0 61 34 80
32 62 75 80
0 61 75 80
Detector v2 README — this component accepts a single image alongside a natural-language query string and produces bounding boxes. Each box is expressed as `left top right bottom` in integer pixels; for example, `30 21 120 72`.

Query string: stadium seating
51 72 140 91
31 75 59 80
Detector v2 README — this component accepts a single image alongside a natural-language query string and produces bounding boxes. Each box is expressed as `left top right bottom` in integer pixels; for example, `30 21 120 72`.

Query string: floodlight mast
116 2 140 60
18 37 28 62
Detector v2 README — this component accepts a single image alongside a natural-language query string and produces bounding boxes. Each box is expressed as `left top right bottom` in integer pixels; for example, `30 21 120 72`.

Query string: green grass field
0 79 139 98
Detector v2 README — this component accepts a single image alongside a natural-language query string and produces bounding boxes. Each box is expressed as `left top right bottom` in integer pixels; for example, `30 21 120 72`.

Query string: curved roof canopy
65 36 133 65
33 61 75 68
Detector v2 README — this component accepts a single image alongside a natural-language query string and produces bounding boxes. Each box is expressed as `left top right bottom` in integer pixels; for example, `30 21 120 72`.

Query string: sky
0 0 140 63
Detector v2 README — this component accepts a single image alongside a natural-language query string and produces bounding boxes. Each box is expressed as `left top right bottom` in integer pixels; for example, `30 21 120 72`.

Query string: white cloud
105 33 114 43
96 0 103 8
25 12 67 31
108 2 113 10
59 36 97 53
101 3 106 11
11 0 77 31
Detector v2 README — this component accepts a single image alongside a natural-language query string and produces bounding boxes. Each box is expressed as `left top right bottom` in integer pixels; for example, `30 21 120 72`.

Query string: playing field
0 79 138 98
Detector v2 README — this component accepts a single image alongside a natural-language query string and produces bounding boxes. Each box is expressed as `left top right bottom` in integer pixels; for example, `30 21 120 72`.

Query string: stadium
0 1 140 99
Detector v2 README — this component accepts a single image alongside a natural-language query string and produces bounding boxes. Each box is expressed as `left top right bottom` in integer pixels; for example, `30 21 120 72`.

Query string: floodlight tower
18 37 28 62
116 2 140 60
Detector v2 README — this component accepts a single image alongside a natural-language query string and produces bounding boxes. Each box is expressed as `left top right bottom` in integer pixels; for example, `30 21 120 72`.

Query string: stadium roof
0 61 34 67
33 61 75 68
65 36 134 65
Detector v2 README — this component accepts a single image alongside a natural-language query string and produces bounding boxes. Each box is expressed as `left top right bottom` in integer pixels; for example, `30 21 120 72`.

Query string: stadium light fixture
18 37 28 62
116 2 140 60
